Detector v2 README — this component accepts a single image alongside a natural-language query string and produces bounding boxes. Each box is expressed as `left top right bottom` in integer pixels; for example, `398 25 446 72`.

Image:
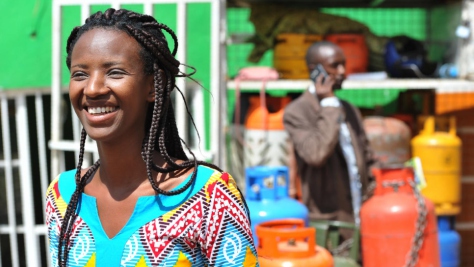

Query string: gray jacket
284 90 375 226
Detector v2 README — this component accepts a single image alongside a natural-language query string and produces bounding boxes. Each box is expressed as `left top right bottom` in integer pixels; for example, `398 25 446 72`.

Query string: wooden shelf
227 79 474 93
227 0 460 8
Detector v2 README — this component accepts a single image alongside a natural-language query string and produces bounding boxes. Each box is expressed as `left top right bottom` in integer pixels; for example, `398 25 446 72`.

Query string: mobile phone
310 64 328 83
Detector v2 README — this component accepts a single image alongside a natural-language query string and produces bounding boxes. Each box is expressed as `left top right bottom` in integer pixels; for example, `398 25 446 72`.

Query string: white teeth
88 106 117 115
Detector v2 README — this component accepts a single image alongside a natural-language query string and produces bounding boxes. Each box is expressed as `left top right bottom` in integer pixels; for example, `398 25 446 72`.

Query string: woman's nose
84 73 108 97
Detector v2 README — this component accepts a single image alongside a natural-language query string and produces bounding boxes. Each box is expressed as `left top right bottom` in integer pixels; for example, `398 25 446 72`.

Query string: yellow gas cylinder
411 116 462 215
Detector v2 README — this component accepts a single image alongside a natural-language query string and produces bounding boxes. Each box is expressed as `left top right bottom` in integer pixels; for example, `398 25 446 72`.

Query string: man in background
283 41 375 233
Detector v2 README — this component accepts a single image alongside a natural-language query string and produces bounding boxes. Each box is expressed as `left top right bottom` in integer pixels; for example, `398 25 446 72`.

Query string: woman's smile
87 106 119 115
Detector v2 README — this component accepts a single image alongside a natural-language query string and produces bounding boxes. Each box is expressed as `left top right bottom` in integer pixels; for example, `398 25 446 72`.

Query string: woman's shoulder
196 165 241 198
45 169 77 204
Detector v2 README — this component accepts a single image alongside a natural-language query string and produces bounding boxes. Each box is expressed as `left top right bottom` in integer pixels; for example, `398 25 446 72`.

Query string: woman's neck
92 136 162 194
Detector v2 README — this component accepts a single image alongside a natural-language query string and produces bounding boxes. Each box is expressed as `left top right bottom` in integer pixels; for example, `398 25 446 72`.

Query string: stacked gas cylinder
243 94 335 266
245 166 335 266
412 117 461 267
363 116 461 267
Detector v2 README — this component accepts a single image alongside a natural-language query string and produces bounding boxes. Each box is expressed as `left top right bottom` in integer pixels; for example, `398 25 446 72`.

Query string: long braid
58 129 100 266
60 8 250 265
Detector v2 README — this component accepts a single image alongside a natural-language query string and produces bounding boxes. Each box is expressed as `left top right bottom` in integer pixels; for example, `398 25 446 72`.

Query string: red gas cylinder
256 219 334 267
361 167 441 267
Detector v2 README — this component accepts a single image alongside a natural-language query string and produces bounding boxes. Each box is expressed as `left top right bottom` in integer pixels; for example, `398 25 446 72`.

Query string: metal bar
111 2 121 9
51 3 62 178
211 0 225 167
35 93 51 267
0 225 47 235
16 95 40 267
0 159 21 168
71 104 83 166
57 0 212 5
175 1 187 144
0 87 51 96
81 3 90 24
1 95 19 267
143 2 153 15
35 93 49 214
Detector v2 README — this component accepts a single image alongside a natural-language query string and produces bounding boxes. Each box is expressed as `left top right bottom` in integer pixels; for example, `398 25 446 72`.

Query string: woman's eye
71 72 87 80
108 70 126 78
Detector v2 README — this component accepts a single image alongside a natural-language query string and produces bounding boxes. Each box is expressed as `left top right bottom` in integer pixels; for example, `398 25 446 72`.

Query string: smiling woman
45 8 258 267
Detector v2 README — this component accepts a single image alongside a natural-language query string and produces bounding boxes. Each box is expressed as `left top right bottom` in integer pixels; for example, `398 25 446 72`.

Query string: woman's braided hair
59 8 231 266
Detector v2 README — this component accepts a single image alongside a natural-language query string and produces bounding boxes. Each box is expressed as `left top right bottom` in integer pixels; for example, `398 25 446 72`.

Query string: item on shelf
256 219 333 267
411 116 462 215
230 67 280 186
438 63 459 79
437 216 461 267
361 166 441 267
245 166 308 246
244 95 291 168
384 36 438 78
363 116 412 166
309 220 361 267
273 33 323 79
325 34 368 75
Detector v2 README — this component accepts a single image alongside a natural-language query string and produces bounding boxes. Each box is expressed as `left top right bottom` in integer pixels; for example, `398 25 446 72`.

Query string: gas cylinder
437 216 461 267
411 116 462 215
273 33 323 79
360 167 441 267
256 219 334 267
244 96 291 168
363 116 412 165
245 166 308 245
324 34 368 75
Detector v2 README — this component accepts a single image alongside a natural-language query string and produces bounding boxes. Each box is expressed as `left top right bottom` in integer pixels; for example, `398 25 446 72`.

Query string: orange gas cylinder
256 219 334 267
361 167 441 267
244 96 292 168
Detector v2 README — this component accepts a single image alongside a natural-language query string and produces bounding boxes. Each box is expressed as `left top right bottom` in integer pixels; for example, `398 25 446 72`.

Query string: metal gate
0 89 51 267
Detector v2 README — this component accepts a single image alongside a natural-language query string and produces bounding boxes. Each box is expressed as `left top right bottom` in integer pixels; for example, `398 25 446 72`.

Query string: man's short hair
305 40 339 66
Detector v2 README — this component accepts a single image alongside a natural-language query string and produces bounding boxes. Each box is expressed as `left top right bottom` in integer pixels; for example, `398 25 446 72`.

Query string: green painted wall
0 0 52 89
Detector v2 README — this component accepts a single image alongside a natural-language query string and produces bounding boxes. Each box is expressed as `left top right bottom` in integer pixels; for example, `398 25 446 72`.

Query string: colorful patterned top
45 165 259 266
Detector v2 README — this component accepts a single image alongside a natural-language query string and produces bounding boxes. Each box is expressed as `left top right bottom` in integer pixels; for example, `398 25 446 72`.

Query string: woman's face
69 28 154 143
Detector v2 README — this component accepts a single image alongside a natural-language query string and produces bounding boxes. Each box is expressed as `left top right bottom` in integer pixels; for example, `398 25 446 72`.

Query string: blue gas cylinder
245 166 309 245
438 216 461 267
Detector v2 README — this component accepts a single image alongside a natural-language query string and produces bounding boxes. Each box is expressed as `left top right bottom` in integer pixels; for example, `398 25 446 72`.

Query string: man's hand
314 74 335 99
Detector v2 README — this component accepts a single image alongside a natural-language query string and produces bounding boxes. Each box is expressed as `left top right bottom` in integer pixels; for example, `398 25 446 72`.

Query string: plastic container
324 34 368 75
273 33 323 79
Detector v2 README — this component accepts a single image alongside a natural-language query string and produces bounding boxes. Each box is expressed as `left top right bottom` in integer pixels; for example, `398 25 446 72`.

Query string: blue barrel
245 166 308 245
438 216 461 267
